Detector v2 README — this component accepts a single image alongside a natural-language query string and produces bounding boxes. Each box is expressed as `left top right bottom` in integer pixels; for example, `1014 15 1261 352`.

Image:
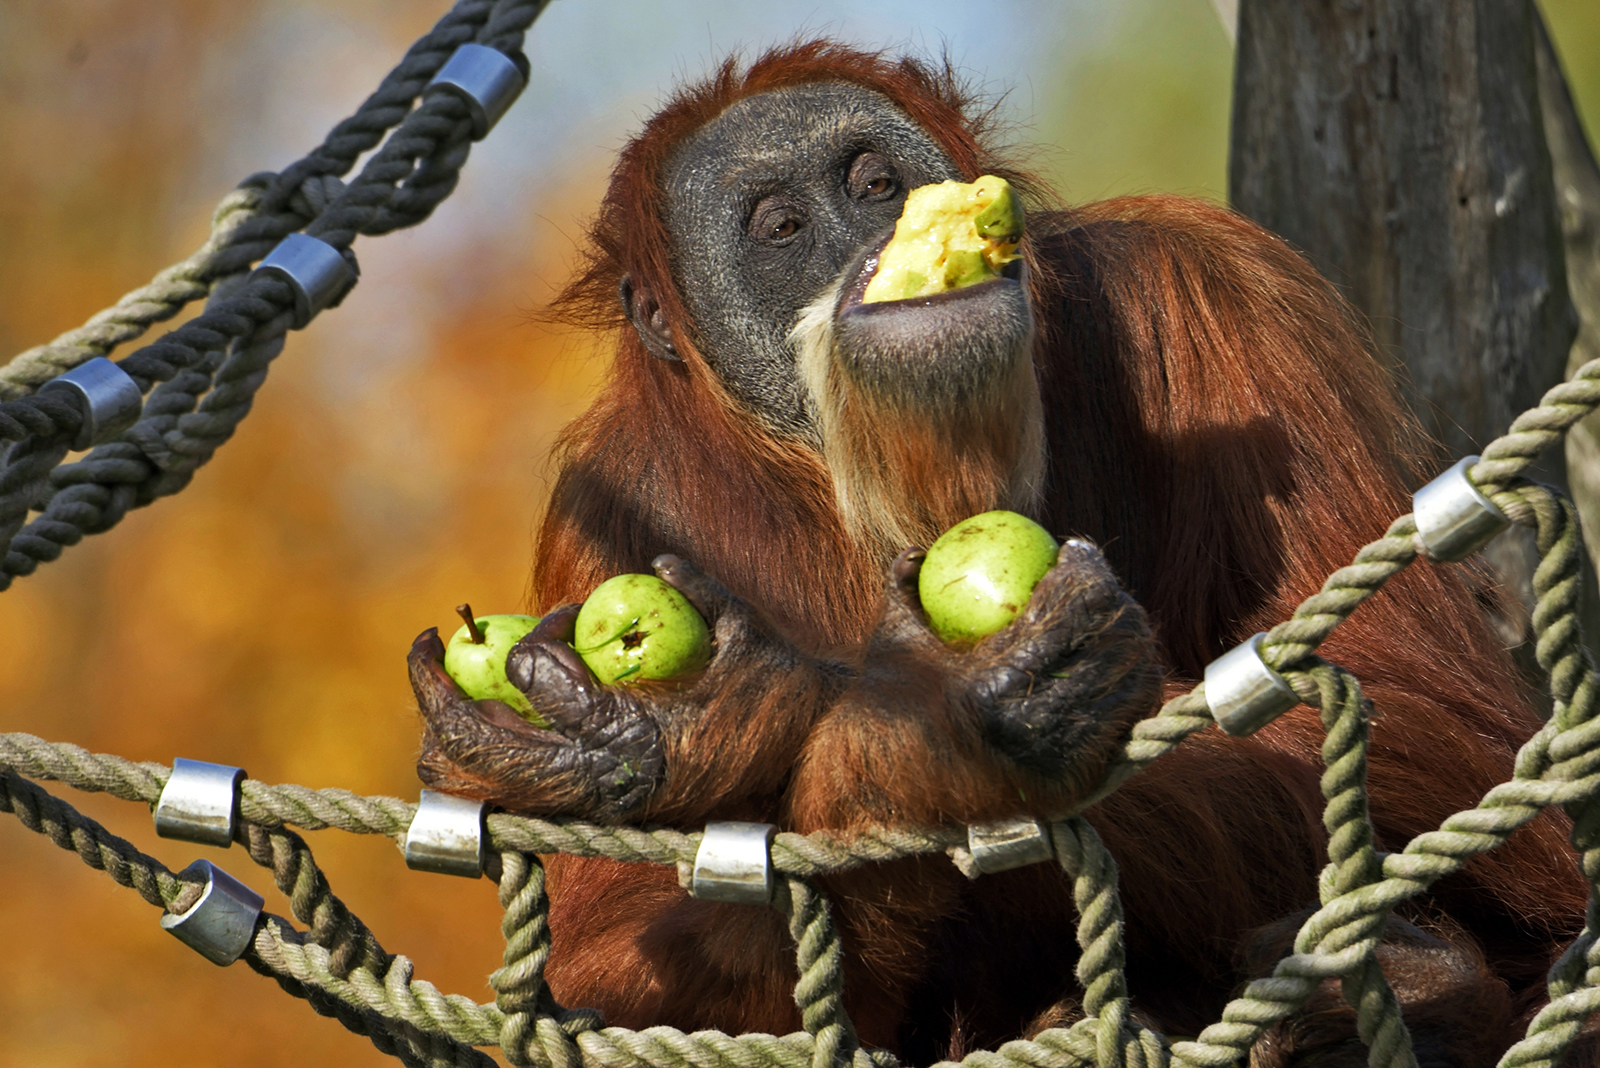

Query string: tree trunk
1228 0 1587 677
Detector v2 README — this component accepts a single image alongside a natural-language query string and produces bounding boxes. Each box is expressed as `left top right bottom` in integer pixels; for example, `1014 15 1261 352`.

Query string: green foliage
1035 0 1233 204
1545 0 1600 149
1033 1 1600 208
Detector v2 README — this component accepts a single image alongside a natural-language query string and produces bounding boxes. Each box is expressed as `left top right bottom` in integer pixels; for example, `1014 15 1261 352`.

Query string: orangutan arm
785 540 1162 834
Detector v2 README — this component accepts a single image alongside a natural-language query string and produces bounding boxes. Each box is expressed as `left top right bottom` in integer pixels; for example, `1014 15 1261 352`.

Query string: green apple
918 511 1059 646
574 574 712 685
443 604 546 725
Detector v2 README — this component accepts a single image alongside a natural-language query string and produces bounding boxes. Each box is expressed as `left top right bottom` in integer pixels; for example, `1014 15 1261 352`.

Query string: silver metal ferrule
1205 632 1300 737
154 758 245 848
251 233 356 328
690 821 777 905
39 356 143 449
160 859 264 966
403 789 486 878
1412 455 1512 562
425 43 527 139
967 817 1055 875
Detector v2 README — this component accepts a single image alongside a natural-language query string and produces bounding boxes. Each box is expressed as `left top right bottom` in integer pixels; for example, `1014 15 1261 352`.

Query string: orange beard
791 282 1045 561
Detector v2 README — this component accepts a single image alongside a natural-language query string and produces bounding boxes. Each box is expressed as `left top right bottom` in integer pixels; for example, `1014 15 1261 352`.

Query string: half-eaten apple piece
861 175 1024 304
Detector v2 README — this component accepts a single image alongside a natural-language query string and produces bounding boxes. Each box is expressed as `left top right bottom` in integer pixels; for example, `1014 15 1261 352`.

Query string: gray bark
1230 0 1575 455
1228 0 1584 666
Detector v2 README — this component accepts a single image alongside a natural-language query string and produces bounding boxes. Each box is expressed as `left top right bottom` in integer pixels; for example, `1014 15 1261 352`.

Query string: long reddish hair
532 40 1585 1023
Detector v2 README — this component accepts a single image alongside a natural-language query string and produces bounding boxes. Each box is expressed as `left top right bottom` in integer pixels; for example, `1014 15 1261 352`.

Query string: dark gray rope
0 0 552 591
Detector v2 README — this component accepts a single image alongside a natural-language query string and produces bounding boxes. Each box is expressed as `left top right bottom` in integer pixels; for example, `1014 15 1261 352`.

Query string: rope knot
289 174 349 220
556 1007 603 1035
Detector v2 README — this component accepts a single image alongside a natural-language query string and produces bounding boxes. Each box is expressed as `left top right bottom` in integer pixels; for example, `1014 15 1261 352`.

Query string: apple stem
456 603 485 644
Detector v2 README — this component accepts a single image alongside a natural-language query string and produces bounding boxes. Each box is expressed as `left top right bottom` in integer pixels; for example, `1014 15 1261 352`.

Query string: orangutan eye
749 197 806 244
848 152 900 201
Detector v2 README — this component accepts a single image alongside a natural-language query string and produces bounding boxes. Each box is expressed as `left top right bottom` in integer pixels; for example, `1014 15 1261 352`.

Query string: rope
0 730 970 883
1155 665 1407 1067
491 852 558 1066
0 0 554 591
7 468 1600 1068
0 0 501 398
0 188 262 401
780 877 859 1068
2 760 497 1066
7 461 1600 1068
0 769 203 912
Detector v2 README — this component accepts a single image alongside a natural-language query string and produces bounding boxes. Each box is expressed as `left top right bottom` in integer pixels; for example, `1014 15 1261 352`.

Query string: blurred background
0 1 1595 1064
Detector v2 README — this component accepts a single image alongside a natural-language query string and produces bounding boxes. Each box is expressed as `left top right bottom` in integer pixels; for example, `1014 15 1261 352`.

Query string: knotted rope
6 454 1600 1067
0 0 554 590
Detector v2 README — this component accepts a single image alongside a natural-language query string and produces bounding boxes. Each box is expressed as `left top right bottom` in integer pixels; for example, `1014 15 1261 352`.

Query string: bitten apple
443 604 546 724
573 574 711 685
918 511 1059 645
862 174 1024 304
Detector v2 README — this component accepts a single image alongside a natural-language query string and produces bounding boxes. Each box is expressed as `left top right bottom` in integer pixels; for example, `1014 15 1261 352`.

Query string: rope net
5 2 1600 1066
5 371 1600 1067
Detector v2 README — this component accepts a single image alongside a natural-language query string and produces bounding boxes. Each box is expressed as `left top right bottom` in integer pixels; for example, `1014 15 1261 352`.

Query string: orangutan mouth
836 232 1025 320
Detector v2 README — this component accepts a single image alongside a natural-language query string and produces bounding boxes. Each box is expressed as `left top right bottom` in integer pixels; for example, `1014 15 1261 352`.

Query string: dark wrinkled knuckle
530 649 590 703
588 718 663 817
532 604 581 642
1058 536 1110 569
505 646 536 691
971 666 1025 705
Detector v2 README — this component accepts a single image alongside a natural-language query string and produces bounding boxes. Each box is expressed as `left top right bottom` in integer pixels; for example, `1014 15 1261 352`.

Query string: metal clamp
425 43 527 139
690 821 777 905
1205 632 1300 737
403 790 486 877
250 233 357 328
967 817 1055 875
154 758 245 847
160 859 264 966
1412 455 1511 562
39 357 143 449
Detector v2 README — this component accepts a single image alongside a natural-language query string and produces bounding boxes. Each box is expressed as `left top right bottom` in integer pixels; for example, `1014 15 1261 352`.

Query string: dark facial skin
657 83 964 436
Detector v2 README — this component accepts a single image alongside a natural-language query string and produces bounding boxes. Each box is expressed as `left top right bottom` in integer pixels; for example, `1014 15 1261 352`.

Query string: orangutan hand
874 539 1161 783
410 554 838 821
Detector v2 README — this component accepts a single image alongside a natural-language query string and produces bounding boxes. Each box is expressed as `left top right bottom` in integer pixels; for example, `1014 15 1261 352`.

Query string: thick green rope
6 470 1600 1068
1154 664 1411 1068
12 194 1600 1068
1 765 493 1067
0 769 202 912
4 473 1600 1067
0 730 968 879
